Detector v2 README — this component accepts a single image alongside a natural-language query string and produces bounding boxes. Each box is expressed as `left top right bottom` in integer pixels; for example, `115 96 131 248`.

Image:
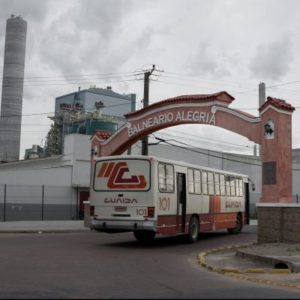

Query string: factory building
45 86 136 155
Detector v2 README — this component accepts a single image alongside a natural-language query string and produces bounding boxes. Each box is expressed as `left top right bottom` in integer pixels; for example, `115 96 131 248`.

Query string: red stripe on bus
98 162 109 177
104 162 115 177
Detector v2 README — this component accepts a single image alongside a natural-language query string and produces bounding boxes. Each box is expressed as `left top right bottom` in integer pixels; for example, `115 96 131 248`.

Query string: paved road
1 226 300 299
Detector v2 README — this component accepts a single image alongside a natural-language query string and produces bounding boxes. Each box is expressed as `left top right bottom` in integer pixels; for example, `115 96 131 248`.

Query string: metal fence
0 184 79 221
0 184 298 222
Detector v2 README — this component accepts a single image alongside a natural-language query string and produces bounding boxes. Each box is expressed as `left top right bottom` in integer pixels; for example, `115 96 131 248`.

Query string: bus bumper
90 218 157 233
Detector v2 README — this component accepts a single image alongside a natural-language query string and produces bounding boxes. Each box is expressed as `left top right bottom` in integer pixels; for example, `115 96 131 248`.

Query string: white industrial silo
0 15 27 162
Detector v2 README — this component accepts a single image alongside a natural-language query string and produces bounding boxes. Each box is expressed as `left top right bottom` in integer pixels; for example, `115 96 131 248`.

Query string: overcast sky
1 0 300 158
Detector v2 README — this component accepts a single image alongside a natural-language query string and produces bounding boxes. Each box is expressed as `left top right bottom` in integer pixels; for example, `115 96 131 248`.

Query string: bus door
176 173 187 233
244 182 250 225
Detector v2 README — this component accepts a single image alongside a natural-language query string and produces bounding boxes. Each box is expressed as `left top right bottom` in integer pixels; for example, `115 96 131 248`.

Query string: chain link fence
0 184 79 221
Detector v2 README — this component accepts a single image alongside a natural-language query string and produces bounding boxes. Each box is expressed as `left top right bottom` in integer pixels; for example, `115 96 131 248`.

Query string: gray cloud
23 0 137 79
184 41 232 78
249 36 294 81
0 0 49 21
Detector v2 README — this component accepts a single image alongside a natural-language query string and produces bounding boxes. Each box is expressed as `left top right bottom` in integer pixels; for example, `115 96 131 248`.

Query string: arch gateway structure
91 91 298 243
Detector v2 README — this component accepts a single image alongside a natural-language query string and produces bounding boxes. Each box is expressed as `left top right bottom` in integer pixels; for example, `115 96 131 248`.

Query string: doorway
177 173 187 233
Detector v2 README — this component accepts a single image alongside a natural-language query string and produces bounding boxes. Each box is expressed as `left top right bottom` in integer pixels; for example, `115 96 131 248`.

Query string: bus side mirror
251 182 255 191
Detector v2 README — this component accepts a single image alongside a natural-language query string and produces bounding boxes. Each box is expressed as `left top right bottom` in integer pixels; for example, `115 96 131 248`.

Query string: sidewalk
0 220 90 233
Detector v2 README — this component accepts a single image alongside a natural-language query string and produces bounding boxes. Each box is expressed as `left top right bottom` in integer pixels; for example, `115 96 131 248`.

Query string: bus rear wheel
187 216 199 243
133 230 156 242
227 214 243 234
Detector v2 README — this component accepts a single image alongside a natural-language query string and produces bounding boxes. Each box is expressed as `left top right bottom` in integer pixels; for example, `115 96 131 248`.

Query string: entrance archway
91 91 295 204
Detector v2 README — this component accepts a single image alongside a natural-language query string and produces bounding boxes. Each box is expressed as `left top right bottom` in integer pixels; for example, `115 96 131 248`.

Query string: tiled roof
125 91 234 118
259 97 295 113
92 130 112 141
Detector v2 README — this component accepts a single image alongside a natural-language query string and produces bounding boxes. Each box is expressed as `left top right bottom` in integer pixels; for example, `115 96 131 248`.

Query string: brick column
259 97 295 203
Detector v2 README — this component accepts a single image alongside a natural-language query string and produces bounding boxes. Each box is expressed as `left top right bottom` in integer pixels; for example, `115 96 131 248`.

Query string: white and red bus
89 155 250 242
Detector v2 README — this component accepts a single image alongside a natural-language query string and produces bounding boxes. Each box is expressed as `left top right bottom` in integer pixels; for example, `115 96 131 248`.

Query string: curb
198 244 300 290
198 243 294 274
198 244 249 274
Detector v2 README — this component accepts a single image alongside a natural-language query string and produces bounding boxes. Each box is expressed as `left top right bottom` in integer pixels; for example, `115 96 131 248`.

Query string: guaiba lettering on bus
225 200 242 208
104 197 138 204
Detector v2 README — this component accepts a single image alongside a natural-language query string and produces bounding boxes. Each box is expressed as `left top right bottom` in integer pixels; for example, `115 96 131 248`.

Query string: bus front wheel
187 216 199 243
133 230 156 242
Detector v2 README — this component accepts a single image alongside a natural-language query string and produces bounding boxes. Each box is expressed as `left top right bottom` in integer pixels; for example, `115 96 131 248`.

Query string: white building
0 133 300 221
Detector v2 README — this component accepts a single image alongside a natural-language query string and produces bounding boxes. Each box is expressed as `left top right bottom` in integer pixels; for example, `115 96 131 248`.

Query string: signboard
128 110 216 137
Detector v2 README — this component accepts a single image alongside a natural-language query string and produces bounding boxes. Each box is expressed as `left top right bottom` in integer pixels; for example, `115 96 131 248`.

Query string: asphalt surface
1 220 300 290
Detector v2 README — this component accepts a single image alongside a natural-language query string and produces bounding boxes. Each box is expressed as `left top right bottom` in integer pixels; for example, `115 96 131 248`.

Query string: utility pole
141 65 155 155
257 82 266 156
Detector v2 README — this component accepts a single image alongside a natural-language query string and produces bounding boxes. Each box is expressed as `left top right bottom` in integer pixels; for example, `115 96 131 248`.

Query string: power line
152 137 262 166
1 78 141 87
158 71 300 98
153 131 254 153
151 133 261 161
0 70 142 81
163 71 256 87
0 101 133 118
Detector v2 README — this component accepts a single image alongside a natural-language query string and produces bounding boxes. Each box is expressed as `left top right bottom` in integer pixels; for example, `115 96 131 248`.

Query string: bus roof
94 155 249 178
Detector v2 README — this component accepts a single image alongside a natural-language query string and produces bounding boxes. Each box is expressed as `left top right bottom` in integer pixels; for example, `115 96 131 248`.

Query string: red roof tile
259 97 295 113
93 130 112 140
125 91 234 118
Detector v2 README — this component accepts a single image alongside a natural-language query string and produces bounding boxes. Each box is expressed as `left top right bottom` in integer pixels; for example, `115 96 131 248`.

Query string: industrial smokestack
0 15 27 162
258 82 266 108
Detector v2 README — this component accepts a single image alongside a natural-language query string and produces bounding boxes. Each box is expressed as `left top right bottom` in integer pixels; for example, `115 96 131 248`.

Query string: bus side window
158 164 166 192
214 173 220 195
166 164 174 192
208 172 214 195
230 176 236 196
188 168 194 193
220 174 226 196
194 170 201 194
225 175 231 196
158 163 174 193
239 179 244 196
202 171 208 195
235 178 240 196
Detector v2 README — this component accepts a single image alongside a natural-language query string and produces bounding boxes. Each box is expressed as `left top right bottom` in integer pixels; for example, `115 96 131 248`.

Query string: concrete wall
257 204 300 242
0 184 78 221
0 134 90 221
